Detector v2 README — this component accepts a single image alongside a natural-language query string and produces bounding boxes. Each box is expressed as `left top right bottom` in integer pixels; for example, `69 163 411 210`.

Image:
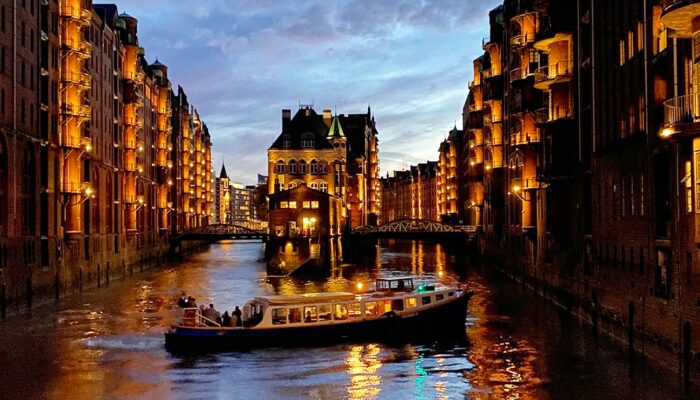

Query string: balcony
511 31 536 48
661 0 700 38
62 38 91 59
124 162 137 172
60 71 91 89
662 92 700 136
510 131 540 146
534 61 572 90
62 181 84 194
511 177 540 191
59 5 92 26
509 67 534 83
60 103 91 119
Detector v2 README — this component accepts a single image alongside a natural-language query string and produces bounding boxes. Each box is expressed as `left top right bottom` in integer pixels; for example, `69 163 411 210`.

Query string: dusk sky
111 0 501 184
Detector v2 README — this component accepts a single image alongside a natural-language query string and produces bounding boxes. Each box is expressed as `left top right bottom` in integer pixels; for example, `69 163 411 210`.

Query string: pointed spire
220 163 228 179
327 115 345 139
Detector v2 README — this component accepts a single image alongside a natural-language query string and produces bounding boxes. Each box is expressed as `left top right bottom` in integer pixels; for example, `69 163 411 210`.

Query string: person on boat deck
222 311 231 327
230 313 238 327
233 306 242 326
305 310 313 323
187 296 197 307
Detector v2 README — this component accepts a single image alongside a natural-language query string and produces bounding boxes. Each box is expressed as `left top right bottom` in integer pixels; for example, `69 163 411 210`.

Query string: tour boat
165 276 473 351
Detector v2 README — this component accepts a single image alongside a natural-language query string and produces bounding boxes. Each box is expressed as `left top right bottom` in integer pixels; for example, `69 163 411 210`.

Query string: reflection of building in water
346 344 382 400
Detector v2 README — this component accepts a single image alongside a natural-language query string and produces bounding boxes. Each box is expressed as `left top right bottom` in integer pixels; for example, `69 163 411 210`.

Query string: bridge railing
353 219 478 235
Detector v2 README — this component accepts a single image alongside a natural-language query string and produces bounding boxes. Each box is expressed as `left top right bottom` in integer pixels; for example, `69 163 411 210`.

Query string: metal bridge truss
353 219 477 236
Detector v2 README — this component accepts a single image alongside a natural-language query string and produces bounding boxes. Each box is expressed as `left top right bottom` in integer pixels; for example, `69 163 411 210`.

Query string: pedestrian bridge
175 224 268 241
352 219 477 238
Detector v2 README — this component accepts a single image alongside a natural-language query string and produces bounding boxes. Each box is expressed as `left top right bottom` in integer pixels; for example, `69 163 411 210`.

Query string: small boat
165 276 473 351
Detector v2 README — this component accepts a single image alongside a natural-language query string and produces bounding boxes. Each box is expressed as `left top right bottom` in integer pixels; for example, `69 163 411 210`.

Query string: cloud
110 0 501 184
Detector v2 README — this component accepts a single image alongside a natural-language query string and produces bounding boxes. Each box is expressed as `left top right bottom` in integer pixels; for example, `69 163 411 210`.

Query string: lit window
319 305 332 321
288 160 297 174
365 302 378 315
685 161 693 213
310 182 318 190
276 160 285 174
299 160 307 174
288 308 301 323
334 304 348 320
289 201 297 209
319 182 328 193
280 201 288 209
310 160 318 174
404 297 417 308
271 308 288 325
303 306 317 322
311 201 319 209
301 139 314 148
303 201 310 209
348 303 361 318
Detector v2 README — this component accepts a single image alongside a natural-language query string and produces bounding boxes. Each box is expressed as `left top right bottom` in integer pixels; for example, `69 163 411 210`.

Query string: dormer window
282 134 291 148
301 132 315 148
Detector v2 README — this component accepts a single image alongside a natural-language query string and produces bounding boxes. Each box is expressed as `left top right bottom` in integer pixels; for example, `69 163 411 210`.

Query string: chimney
323 109 332 127
282 109 291 130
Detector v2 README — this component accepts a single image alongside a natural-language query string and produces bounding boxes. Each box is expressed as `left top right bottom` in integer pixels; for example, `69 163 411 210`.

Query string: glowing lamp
512 185 521 193
660 127 674 138
137 195 145 205
356 282 364 290
310 217 316 223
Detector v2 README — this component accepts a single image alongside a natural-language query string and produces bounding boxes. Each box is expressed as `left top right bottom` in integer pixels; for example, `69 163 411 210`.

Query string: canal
0 240 696 399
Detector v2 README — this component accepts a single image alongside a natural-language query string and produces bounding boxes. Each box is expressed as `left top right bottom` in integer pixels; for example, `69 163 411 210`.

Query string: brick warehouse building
459 0 700 382
381 161 439 223
0 1 213 308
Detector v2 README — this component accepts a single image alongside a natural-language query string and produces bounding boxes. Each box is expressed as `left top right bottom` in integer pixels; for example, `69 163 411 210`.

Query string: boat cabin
375 276 415 292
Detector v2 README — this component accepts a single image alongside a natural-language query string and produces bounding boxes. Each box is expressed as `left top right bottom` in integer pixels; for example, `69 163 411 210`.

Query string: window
288 160 297 174
303 201 310 209
695 152 700 212
348 303 361 318
421 296 432 305
405 297 417 308
448 292 454 297
288 308 302 323
311 201 319 209
280 201 288 209
319 305 332 321
22 145 35 235
289 201 297 209
319 182 328 193
310 160 318 174
289 181 299 189
310 182 318 190
365 302 378 315
1 46 4 74
435 294 444 301
303 306 317 322
391 299 404 311
655 248 672 299
319 161 327 174
299 160 307 174
0 6 4 32
334 304 348 320
276 160 285 174
272 308 288 325
302 139 314 148
640 174 645 216
685 161 693 213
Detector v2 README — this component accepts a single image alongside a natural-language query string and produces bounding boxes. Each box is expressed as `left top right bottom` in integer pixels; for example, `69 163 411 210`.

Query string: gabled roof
220 163 228 179
269 108 333 150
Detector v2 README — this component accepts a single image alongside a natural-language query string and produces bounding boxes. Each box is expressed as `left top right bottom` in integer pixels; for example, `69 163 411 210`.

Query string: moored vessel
165 276 473 351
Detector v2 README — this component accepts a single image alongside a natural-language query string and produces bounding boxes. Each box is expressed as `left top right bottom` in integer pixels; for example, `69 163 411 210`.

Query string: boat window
436 294 444 301
405 297 417 308
348 303 362 318
319 305 332 321
421 296 431 305
288 307 302 324
365 301 378 315
272 308 288 325
377 300 391 313
391 299 404 311
304 306 318 323
448 292 454 297
334 304 348 320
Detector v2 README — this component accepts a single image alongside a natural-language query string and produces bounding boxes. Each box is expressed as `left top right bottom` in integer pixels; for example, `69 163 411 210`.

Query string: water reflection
0 239 695 400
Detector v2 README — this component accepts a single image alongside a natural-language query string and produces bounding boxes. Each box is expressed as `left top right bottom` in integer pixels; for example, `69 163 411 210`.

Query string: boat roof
254 292 357 305
376 276 415 282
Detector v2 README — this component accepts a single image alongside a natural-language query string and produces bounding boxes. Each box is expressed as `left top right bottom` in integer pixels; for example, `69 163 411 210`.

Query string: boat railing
179 308 221 327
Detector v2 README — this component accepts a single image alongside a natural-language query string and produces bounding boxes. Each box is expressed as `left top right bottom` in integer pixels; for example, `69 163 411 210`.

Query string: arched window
318 161 327 174
310 182 318 190
22 144 36 235
0 136 6 235
310 160 318 174
276 160 285 174
288 160 297 174
105 172 112 233
290 180 303 189
301 132 314 148
299 160 307 174
319 182 328 193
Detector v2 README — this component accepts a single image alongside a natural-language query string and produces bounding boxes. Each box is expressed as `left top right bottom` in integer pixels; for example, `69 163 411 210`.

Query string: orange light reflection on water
345 344 383 400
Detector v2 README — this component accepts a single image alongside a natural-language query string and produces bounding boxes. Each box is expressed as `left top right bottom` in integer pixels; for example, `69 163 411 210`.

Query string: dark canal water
0 240 696 399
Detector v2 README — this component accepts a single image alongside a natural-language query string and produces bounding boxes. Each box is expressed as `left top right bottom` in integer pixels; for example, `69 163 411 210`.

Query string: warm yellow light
84 186 93 197
438 270 444 277
137 195 145 205
167 179 173 186
84 143 93 153
470 161 475 166
660 127 674 138
512 185 521 193
310 217 316 223
356 282 364 290
303 217 309 224
485 165 492 171
167 202 173 209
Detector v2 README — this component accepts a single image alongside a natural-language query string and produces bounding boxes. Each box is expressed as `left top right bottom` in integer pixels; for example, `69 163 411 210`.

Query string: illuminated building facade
0 1 213 307
214 164 231 224
267 106 380 230
459 0 700 382
380 162 438 222
437 127 461 222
